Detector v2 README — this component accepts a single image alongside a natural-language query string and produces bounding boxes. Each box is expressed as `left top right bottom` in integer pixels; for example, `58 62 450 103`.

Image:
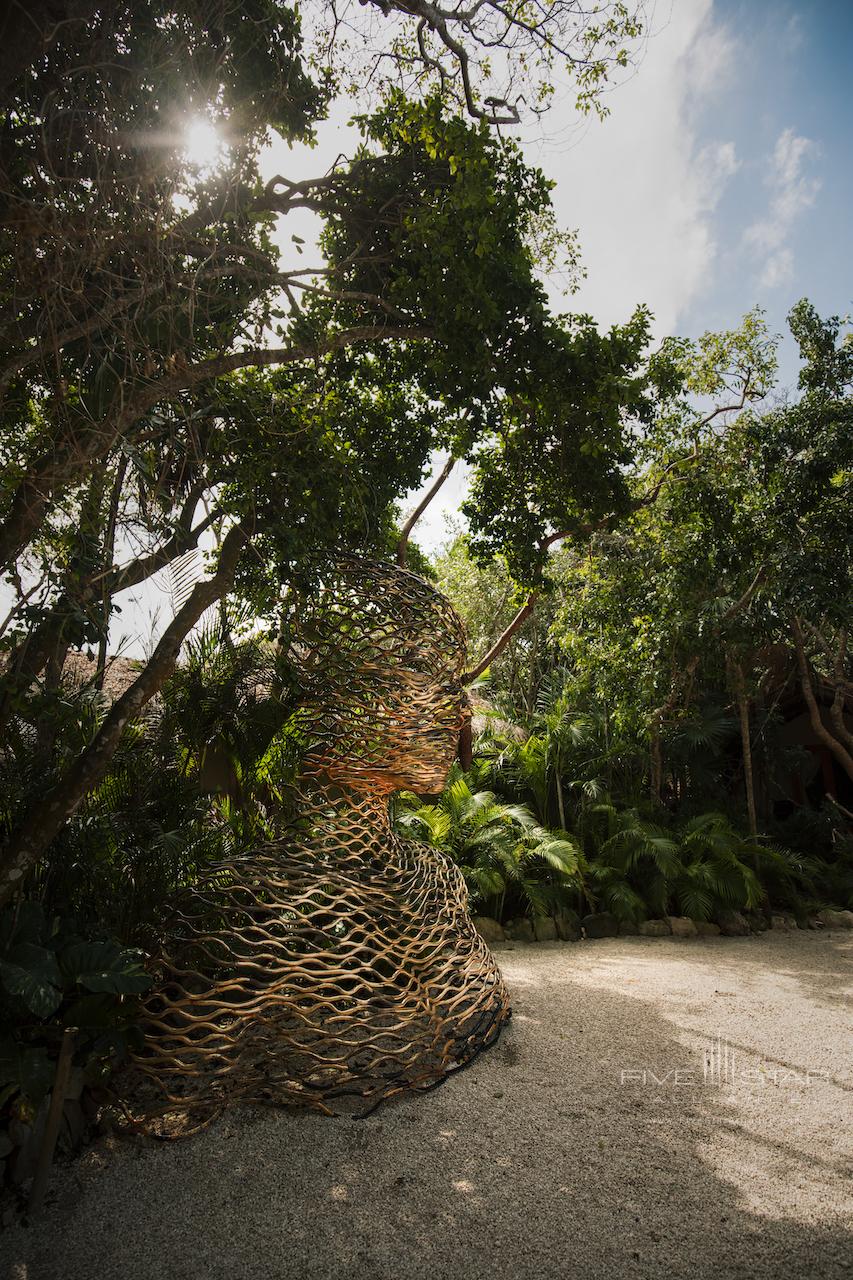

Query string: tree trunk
95 454 128 690
0 485 213 730
733 666 758 838
649 729 663 805
458 713 473 771
648 657 699 806
555 765 566 831
525 623 539 718
0 326 425 573
0 523 249 906
791 616 853 784
829 630 853 752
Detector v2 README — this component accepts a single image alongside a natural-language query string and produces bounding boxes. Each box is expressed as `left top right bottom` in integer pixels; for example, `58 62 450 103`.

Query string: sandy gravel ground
2 930 851 1280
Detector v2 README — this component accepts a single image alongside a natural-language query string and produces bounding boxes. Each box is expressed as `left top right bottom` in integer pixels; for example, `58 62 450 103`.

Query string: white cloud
758 245 788 289
744 127 820 286
783 11 805 53
258 3 749 556
407 0 745 550
695 140 741 206
531 0 739 338
759 247 794 290
774 129 814 192
261 1 741 348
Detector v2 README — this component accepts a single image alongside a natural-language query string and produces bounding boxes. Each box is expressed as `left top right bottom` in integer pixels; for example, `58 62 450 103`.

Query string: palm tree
586 806 770 923
476 673 645 837
586 803 680 922
393 765 584 921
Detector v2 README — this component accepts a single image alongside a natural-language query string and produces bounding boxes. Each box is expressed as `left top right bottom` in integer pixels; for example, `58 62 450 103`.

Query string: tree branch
719 565 766 625
0 484 214 726
461 590 539 684
396 454 456 567
790 615 853 785
0 324 433 572
0 522 250 904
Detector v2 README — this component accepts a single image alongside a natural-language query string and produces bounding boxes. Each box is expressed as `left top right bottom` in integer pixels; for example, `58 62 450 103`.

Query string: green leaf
60 942 151 995
0 944 63 1017
0 1038 54 1103
0 901 47 949
536 838 581 875
63 992 126 1029
677 881 714 921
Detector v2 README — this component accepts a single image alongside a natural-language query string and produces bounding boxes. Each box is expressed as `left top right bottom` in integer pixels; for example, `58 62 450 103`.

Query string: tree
312 0 645 126
438 303 852 844
393 763 582 921
450 306 777 681
0 3 656 901
552 303 852 823
763 303 853 790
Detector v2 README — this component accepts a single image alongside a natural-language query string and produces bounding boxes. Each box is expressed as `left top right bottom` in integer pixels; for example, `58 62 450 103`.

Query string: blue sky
680 0 853 377
407 0 853 548
535 0 852 377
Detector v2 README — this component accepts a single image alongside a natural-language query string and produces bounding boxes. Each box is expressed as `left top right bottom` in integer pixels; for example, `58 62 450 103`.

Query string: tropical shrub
0 624 296 1112
0 901 150 1114
405 734 852 926
584 807 765 923
393 765 583 921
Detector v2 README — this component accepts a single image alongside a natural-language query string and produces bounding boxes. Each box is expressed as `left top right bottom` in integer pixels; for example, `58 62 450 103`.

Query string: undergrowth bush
393 732 853 926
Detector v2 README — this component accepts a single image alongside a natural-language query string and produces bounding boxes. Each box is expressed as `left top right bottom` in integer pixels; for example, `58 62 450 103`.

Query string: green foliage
19 621 303 943
0 1 849 1106
586 807 764 922
0 901 150 1110
435 299 853 924
0 622 302 1108
433 536 553 709
462 306 656 584
314 0 645 126
407 731 848 927
393 764 583 921
788 299 853 397
0 6 663 906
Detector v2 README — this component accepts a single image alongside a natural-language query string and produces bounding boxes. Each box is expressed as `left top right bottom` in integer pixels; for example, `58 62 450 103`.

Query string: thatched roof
60 651 143 701
469 694 526 742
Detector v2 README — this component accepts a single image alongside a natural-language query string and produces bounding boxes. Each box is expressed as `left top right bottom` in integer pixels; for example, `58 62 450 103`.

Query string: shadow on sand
1 934 850 1280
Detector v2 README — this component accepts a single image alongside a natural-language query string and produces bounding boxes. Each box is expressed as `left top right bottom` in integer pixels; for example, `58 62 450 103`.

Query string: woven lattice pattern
129 558 510 1127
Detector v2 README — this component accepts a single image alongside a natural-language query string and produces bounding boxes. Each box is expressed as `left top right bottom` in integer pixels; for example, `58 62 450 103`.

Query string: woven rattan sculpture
129 557 510 1129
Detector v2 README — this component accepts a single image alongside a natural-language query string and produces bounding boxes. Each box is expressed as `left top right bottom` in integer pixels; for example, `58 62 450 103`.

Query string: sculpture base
123 827 511 1135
